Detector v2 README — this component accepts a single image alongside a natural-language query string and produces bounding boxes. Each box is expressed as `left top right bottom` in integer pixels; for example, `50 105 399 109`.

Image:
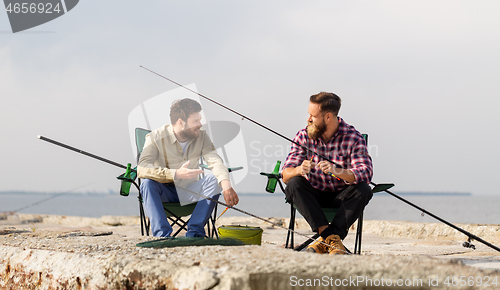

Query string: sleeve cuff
169 169 177 180
343 169 358 185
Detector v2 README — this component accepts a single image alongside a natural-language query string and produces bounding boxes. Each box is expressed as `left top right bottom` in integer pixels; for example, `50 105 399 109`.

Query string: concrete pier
1 214 499 289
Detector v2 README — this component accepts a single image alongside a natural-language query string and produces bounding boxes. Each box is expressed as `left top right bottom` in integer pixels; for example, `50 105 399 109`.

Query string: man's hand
297 160 316 176
316 161 333 174
316 161 356 183
282 160 316 184
175 160 204 180
221 179 239 207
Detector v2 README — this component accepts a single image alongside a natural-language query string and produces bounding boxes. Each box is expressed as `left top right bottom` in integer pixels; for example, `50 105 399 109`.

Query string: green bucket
217 225 263 245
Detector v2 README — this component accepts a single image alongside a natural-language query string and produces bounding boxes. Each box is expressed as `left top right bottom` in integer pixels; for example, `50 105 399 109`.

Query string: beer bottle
120 163 132 196
266 160 281 193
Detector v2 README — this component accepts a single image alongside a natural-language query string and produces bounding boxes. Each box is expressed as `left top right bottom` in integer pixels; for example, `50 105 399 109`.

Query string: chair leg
162 207 189 237
285 202 296 249
136 179 150 236
169 216 189 237
206 219 211 238
138 194 149 236
206 215 218 239
290 206 295 248
354 211 364 254
139 198 145 236
212 220 219 238
201 202 218 238
210 203 218 238
206 215 217 238
161 203 219 238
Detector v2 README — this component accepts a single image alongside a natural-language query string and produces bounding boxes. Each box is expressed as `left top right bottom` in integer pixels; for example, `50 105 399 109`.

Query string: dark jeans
284 176 373 240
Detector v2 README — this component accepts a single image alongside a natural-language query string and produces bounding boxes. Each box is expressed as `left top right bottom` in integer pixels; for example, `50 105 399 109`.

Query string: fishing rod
38 135 349 254
375 183 499 252
139 66 500 253
38 135 132 171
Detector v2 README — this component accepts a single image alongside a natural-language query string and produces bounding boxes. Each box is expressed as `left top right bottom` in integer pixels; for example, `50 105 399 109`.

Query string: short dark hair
309 92 341 116
170 98 202 124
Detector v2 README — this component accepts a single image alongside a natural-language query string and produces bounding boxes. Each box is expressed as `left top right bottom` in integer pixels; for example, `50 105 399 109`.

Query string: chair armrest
260 172 285 194
228 166 243 172
116 167 138 182
259 172 282 179
371 183 395 193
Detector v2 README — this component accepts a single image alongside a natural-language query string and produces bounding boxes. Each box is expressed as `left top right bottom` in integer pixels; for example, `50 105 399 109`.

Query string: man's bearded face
180 112 202 140
307 116 327 140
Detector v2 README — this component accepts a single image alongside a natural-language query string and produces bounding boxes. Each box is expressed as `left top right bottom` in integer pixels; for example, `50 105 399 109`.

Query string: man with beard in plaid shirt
282 92 373 255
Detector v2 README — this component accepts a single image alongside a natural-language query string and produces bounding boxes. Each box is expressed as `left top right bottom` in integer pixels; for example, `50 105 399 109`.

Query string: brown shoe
305 237 329 254
325 234 347 255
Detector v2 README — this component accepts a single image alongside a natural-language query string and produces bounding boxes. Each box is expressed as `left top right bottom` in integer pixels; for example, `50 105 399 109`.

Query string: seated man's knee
202 174 222 192
286 176 308 188
356 182 373 203
140 179 162 194
204 174 218 185
284 176 308 197
140 178 156 187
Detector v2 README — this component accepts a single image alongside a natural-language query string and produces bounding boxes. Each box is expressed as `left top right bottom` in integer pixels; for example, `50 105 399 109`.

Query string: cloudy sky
1 1 499 196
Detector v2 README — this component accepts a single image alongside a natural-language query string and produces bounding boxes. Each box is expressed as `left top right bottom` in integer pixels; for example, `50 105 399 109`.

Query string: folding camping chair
119 128 219 238
260 134 394 254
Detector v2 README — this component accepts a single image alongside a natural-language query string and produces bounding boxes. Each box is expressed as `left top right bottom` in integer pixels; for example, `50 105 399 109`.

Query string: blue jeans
140 175 221 237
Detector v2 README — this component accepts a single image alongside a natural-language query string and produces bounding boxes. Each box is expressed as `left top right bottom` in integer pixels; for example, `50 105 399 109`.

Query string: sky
1 1 500 196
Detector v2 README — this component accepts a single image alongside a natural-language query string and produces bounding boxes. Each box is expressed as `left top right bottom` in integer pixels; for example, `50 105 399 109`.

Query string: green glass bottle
266 160 281 193
120 163 132 196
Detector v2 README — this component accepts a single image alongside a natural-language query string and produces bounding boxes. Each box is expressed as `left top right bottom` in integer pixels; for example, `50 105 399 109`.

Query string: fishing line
138 66 500 253
12 183 92 213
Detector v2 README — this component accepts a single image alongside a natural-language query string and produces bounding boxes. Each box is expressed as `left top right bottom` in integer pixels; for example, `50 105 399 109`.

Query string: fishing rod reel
463 237 476 250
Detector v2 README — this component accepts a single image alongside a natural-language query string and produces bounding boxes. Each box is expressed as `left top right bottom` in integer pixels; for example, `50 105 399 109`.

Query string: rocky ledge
1 214 500 289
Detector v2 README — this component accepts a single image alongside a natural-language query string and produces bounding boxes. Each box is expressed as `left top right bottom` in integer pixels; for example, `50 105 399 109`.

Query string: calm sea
1 193 499 225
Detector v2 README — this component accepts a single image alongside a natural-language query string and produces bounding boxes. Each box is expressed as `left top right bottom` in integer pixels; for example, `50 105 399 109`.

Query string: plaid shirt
282 117 373 192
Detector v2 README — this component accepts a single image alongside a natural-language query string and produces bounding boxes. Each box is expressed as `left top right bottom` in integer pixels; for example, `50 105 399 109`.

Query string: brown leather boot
305 237 329 254
325 234 347 255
